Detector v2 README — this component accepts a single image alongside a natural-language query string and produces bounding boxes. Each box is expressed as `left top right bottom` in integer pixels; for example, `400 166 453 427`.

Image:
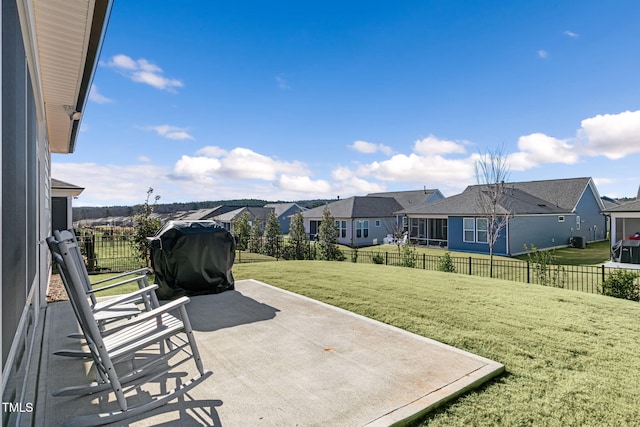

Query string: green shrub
438 252 456 273
372 252 384 264
601 270 640 301
350 247 358 263
131 188 162 268
524 243 566 288
400 243 417 268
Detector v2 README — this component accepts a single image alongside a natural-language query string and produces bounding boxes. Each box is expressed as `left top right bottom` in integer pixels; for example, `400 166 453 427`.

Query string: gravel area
47 274 68 302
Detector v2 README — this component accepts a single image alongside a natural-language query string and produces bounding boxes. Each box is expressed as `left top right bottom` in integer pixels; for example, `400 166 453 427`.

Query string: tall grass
233 261 640 426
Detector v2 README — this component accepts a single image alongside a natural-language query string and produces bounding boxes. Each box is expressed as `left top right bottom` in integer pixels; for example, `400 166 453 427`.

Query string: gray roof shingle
366 189 442 210
301 196 403 219
401 177 594 216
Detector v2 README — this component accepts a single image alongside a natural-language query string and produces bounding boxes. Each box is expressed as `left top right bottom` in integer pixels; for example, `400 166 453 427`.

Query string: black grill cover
149 221 235 299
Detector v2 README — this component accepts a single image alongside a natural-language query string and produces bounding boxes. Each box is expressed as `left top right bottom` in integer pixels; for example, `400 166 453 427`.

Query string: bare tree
474 146 512 278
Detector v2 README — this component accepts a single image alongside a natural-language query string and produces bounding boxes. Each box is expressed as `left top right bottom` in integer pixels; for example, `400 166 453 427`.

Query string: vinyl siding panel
447 216 508 255
574 188 607 242
508 215 576 255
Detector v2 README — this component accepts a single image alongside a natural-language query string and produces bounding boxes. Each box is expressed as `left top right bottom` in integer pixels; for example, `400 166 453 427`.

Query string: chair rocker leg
61 370 213 427
53 342 189 397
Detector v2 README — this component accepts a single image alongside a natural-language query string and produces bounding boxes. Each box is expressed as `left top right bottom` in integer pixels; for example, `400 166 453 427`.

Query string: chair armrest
92 284 159 312
91 268 149 285
87 275 150 294
106 297 191 334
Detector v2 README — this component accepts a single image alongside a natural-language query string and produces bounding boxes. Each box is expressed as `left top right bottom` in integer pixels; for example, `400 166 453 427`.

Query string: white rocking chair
47 231 212 426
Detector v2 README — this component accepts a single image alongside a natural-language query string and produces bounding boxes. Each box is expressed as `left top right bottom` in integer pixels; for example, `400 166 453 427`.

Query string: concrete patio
38 279 504 426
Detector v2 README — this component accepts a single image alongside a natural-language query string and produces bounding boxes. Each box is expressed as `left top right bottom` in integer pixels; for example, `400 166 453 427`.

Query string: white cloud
52 162 171 205
358 153 474 184
106 54 183 92
350 140 393 155
88 85 113 104
413 135 467 156
579 110 640 159
276 175 331 193
330 168 386 195
331 166 356 181
147 125 194 140
196 146 228 157
174 155 221 176
508 133 579 171
563 30 579 38
537 49 549 59
173 147 309 181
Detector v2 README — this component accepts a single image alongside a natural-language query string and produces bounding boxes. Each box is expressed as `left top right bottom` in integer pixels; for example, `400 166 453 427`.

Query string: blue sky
53 1 640 206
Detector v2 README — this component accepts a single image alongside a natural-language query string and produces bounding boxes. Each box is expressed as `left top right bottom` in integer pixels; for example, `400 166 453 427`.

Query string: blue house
264 202 308 233
399 177 606 256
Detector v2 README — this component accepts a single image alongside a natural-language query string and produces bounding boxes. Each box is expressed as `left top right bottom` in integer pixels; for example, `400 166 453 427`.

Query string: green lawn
514 240 611 265
343 239 611 265
232 261 640 427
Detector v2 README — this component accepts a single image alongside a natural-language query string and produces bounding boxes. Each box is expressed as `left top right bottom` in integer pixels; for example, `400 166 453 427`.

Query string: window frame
355 220 370 238
476 218 489 244
463 217 476 242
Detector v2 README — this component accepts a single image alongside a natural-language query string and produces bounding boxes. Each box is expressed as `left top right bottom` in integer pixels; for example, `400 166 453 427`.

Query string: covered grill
149 221 235 299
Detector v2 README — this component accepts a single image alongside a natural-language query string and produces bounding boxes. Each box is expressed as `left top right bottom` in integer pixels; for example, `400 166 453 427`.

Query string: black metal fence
350 249 625 295
75 227 145 272
72 226 639 298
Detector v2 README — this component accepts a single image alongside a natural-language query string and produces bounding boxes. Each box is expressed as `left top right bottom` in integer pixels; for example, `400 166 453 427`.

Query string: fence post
385 252 388 265
423 253 426 269
527 261 530 283
468 257 472 275
601 264 605 284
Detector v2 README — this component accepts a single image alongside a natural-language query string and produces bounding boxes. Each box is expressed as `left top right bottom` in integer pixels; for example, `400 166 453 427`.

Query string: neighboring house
605 199 640 243
214 206 275 233
400 177 606 256
264 202 307 233
169 205 238 222
1 0 111 422
603 198 640 265
367 189 445 210
213 204 306 234
51 178 84 231
301 196 405 247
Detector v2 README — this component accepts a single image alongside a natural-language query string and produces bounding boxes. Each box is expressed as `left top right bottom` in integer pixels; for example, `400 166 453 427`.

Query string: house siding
447 216 508 256
574 187 607 243
2 0 51 419
304 217 396 247
508 215 577 255
274 205 305 233
349 217 397 247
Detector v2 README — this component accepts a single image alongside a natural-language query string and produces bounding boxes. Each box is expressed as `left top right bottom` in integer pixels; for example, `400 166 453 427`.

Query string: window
356 220 369 238
375 219 381 227
335 220 347 238
463 217 489 244
576 215 581 231
476 218 488 243
463 218 475 242
558 216 565 222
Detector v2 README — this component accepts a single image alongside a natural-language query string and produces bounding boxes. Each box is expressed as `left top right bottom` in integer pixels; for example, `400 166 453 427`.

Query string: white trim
16 0 45 122
476 217 489 244
463 217 475 243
